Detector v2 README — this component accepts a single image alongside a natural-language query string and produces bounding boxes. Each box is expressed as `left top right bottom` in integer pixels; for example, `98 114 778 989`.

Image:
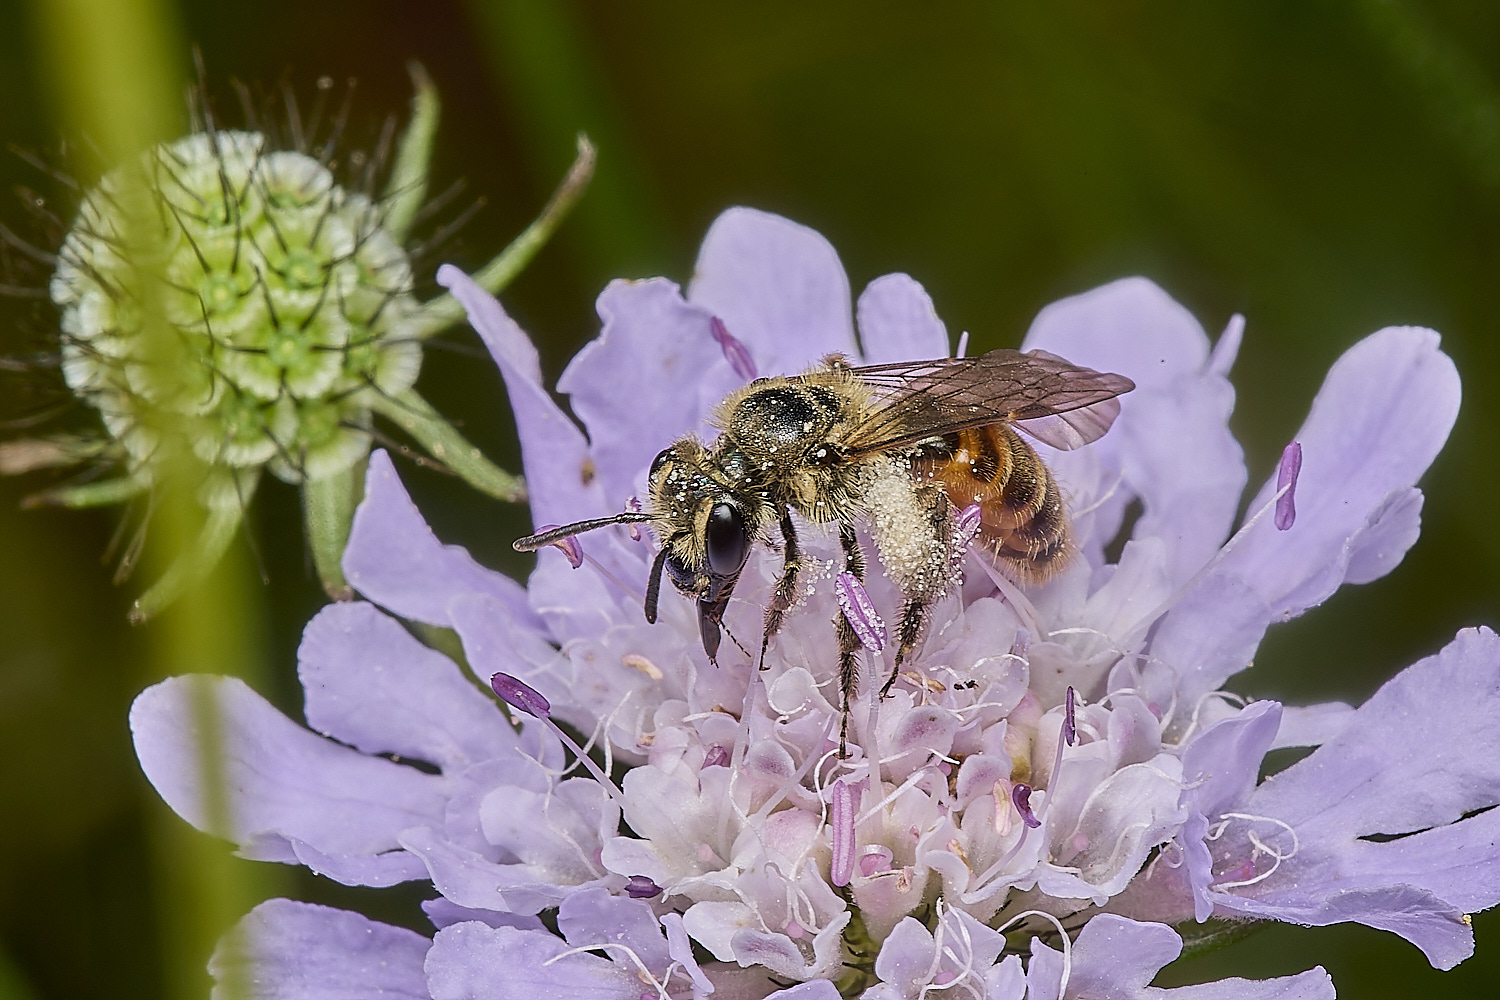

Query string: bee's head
644 440 758 662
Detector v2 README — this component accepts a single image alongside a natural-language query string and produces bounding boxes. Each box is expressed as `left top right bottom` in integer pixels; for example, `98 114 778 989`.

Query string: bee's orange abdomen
913 425 1071 580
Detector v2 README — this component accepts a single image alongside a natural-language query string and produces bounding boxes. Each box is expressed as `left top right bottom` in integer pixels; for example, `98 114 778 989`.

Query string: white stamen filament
994 909 1072 1000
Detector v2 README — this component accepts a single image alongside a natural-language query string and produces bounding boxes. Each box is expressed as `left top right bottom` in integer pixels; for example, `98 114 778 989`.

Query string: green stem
370 387 526 502
413 133 595 338
22 475 147 509
129 503 244 624
381 62 440 245
302 461 364 601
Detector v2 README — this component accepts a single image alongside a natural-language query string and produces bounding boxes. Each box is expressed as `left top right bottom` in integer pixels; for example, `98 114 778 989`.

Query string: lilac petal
1216 326 1459 619
1274 442 1302 530
446 592 580 720
288 839 430 887
344 450 536 629
1149 573 1272 712
836 572 886 651
299 602 519 772
1182 702 1283 832
1024 913 1334 1000
1270 702 1356 750
558 887 671 972
871 916 935 996
766 981 842 1000
1023 278 1246 584
399 826 580 916
687 207 858 374
425 922 636 1000
1178 702 1283 921
660 913 715 997
210 898 431 1000
711 315 758 379
437 265 608 530
423 898 546 932
855 272 950 364
131 676 444 862
559 278 736 503
1205 628 1500 967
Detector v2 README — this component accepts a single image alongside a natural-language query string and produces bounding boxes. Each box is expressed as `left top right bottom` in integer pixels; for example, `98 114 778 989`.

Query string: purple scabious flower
132 208 1498 999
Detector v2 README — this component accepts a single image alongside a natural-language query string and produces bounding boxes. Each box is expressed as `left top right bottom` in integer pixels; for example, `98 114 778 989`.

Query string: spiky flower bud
51 129 423 506
6 69 595 619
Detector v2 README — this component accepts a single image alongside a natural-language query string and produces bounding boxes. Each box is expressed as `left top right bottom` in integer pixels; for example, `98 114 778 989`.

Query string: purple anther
702 744 730 769
490 672 552 719
1275 441 1302 531
533 524 585 568
830 777 860 887
836 573 886 652
710 316 757 381
1064 686 1077 746
956 503 983 546
1011 782 1042 829
625 497 644 541
623 874 663 899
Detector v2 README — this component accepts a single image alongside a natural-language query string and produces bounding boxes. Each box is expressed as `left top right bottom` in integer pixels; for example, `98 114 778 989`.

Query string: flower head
134 208 1499 998
3 68 593 618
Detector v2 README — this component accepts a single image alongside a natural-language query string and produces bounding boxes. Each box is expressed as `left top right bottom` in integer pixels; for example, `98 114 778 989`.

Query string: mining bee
515 349 1134 746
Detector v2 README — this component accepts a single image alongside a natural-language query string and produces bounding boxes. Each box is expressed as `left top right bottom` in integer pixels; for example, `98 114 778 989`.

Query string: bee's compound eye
649 448 674 479
705 502 749 576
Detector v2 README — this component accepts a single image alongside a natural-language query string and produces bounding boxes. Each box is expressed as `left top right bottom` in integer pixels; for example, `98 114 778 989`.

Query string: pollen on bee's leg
710 316 757 380
1275 441 1302 531
836 572 887 651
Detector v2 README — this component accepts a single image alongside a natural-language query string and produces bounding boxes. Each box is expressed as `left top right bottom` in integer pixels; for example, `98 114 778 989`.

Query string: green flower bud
8 68 596 620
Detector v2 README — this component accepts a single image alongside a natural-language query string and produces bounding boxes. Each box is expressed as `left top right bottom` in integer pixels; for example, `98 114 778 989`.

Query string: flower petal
855 273 950 364
559 278 737 503
1207 628 1500 967
131 675 444 862
871 916 935 996
210 898 431 1000
1022 913 1334 1000
687 207 858 374
1023 278 1246 583
299 601 520 773
425 922 636 1000
1216 326 1459 619
557 886 671 972
344 450 535 629
437 264 608 528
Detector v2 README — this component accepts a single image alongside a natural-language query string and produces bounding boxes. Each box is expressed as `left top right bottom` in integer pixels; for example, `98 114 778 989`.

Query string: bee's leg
759 510 802 669
834 522 866 755
877 483 957 697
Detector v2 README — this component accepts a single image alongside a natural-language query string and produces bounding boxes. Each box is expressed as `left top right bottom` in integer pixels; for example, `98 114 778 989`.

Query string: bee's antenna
512 512 652 552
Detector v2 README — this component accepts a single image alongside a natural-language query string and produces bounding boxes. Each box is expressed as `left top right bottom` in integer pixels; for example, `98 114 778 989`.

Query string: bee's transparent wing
839 348 1135 457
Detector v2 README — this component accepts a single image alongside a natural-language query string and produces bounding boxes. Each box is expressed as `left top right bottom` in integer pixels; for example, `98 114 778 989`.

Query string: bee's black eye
705 502 748 576
649 448 673 479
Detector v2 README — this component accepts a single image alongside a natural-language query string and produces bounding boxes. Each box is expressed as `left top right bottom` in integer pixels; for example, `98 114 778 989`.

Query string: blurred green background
1 1 1497 997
